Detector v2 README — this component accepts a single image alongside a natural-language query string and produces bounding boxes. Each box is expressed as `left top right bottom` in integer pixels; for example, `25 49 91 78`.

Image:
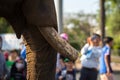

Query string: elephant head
0 0 78 61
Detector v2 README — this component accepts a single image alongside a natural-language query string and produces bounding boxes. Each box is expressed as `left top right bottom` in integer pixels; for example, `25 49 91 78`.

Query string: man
100 37 114 80
0 36 8 80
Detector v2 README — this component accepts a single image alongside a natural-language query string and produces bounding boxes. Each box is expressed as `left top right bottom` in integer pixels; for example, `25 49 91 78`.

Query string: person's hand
107 68 111 76
56 68 60 73
0 76 5 80
4 74 8 80
59 76 63 80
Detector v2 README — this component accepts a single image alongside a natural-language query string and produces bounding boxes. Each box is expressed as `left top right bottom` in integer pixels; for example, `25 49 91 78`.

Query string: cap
64 58 70 62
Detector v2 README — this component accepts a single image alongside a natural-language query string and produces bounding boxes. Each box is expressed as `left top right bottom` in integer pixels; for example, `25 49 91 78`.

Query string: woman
100 37 114 80
80 34 102 80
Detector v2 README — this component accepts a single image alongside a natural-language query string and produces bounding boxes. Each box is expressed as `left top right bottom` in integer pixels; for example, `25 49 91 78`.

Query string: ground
75 56 120 80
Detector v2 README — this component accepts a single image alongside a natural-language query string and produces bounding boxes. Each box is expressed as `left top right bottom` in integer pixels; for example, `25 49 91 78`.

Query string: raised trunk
23 26 57 80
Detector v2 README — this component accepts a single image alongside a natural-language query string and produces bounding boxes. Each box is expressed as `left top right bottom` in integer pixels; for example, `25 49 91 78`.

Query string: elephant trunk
38 27 78 61
22 0 78 60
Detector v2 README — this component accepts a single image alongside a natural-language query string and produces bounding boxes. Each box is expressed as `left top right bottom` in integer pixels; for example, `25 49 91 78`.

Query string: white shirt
80 44 102 68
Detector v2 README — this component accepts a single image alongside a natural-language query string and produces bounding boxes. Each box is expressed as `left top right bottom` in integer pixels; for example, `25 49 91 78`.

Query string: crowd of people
0 33 114 80
56 33 114 80
0 36 26 80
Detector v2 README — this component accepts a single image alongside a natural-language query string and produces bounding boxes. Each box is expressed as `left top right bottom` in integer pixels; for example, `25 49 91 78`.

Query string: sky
54 0 99 14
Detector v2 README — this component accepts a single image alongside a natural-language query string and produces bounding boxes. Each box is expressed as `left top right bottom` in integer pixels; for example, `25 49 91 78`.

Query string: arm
56 71 63 80
3 63 9 79
81 44 89 55
2 57 8 79
104 49 111 75
1 54 8 75
3 63 8 75
105 55 110 69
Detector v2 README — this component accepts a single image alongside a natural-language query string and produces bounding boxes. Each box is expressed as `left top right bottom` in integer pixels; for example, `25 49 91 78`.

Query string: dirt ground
75 56 120 80
111 56 120 71
75 56 120 71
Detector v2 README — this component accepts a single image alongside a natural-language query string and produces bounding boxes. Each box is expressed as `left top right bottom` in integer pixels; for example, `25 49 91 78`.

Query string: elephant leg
23 26 57 80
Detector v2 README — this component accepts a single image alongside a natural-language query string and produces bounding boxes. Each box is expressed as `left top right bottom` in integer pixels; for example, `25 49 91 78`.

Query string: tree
0 18 14 33
105 0 120 55
63 13 97 49
100 0 106 45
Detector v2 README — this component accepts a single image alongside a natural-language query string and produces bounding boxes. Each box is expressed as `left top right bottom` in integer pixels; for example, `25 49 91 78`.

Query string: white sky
54 0 99 14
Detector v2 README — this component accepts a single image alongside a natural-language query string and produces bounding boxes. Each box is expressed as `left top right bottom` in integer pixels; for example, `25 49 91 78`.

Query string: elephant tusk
38 27 78 61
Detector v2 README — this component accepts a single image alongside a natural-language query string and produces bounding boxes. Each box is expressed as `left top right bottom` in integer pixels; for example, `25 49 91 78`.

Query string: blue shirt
20 45 26 59
99 45 112 74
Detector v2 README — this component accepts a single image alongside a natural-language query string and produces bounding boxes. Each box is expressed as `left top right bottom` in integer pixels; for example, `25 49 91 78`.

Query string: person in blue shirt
100 37 114 80
20 45 26 60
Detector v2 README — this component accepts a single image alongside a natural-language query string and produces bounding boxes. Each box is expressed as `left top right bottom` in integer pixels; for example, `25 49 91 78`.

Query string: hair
92 33 101 38
104 37 113 44
10 49 19 56
60 55 65 60
91 33 101 41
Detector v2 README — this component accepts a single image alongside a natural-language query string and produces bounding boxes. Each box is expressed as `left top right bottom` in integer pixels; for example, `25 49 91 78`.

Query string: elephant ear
6 16 26 39
0 0 26 39
23 0 57 29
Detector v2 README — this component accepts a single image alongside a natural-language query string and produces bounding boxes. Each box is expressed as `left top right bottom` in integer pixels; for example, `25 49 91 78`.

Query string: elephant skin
0 0 78 80
0 0 57 38
0 0 25 38
23 0 57 28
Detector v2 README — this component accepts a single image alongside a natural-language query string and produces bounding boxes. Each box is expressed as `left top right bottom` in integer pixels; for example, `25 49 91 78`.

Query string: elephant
0 0 78 80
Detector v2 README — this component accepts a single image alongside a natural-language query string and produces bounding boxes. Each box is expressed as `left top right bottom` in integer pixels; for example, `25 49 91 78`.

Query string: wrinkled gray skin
0 0 57 38
0 0 78 80
0 0 57 80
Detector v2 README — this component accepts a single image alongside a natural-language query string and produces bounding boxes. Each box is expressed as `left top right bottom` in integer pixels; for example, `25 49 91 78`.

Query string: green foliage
64 13 96 50
65 27 87 50
105 0 120 56
107 11 120 34
0 18 14 34
70 42 80 50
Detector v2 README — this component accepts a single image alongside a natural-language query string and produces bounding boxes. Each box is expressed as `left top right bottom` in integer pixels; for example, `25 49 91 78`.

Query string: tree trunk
23 26 57 80
100 0 105 45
